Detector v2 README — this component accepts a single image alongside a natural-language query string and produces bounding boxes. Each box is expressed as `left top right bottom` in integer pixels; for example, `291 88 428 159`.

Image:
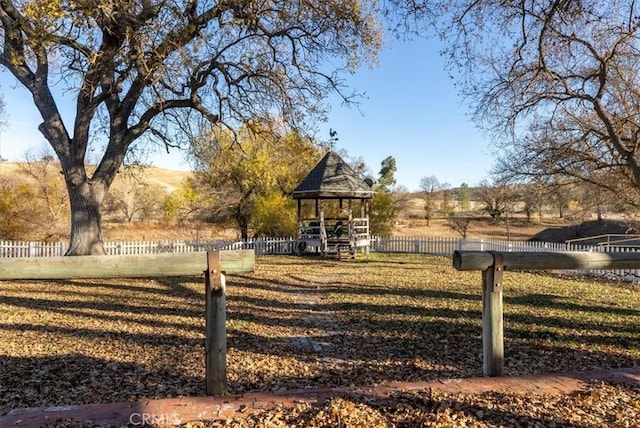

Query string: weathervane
329 128 338 150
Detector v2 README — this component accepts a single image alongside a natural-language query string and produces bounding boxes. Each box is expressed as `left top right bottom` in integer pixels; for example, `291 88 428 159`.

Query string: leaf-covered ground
2 253 640 426
203 382 640 427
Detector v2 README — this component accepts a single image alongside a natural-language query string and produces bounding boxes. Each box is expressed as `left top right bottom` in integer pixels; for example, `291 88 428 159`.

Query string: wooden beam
0 250 255 280
453 250 640 272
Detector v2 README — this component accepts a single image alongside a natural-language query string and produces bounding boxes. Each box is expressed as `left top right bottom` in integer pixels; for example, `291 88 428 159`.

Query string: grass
1 253 639 411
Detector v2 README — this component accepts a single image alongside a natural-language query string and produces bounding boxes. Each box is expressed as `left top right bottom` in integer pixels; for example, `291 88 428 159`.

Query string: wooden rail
453 250 640 272
0 250 254 280
452 250 640 377
0 249 255 397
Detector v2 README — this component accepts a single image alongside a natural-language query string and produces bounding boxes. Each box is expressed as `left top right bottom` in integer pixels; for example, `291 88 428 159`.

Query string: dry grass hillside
0 161 205 242
392 217 548 240
0 161 191 193
138 165 191 193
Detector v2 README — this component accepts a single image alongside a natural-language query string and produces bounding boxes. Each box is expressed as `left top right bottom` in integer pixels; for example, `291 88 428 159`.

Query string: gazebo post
296 199 302 240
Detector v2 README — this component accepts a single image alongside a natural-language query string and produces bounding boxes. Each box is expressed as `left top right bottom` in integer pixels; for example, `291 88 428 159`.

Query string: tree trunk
66 181 107 255
238 217 249 241
235 196 252 241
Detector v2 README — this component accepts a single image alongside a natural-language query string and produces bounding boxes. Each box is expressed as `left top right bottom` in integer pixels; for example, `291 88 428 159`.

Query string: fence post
205 250 227 396
481 252 504 376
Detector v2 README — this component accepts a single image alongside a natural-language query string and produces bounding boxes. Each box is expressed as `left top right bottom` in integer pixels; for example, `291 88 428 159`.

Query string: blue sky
0 37 495 192
317 37 495 191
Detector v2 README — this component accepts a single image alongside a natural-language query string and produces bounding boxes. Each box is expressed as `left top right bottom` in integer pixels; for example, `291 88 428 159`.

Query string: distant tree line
0 133 406 241
2 133 631 242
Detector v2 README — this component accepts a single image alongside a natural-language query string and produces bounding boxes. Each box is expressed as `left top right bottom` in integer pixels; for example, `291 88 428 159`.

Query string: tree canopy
378 155 397 190
419 175 440 226
393 1 640 206
0 0 381 253
370 155 399 235
190 123 321 240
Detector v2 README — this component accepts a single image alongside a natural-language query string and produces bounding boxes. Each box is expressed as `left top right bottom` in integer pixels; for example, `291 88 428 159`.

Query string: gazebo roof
291 151 374 200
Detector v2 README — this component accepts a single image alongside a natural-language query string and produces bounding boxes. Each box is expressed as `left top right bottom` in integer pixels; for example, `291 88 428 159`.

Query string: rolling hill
0 161 191 193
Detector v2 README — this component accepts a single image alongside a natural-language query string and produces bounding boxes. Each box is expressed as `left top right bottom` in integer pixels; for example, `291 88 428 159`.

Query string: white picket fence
0 237 295 258
370 236 577 254
0 236 617 258
371 237 640 283
1 236 639 282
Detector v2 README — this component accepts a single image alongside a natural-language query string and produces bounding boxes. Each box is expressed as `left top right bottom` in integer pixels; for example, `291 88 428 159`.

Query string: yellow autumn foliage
0 180 37 239
190 122 322 238
23 0 65 20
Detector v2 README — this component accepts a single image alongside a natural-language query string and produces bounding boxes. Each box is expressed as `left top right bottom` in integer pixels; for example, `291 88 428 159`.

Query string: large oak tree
0 0 380 254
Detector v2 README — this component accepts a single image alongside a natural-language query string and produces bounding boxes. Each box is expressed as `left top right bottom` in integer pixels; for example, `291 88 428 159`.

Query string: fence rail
2 236 640 282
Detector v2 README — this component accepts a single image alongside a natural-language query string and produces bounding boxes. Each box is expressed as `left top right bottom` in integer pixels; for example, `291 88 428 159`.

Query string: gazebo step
324 243 355 259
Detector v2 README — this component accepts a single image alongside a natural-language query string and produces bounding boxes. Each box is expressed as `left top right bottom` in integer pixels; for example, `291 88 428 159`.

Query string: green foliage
252 192 298 237
370 156 400 235
378 156 397 190
369 189 398 236
458 183 470 212
1 0 381 254
163 178 208 223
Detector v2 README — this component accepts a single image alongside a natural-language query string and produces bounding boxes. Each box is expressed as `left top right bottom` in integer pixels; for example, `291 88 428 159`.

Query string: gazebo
291 151 374 258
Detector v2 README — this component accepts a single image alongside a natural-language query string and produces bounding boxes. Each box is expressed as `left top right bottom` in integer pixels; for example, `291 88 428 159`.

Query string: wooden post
481 252 504 376
451 249 640 378
205 250 227 396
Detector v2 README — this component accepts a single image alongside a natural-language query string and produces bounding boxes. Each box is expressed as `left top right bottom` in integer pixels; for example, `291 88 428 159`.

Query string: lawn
1 253 640 426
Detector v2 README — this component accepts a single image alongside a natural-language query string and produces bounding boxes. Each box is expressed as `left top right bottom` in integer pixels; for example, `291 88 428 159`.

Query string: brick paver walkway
3 367 639 427
287 280 342 353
